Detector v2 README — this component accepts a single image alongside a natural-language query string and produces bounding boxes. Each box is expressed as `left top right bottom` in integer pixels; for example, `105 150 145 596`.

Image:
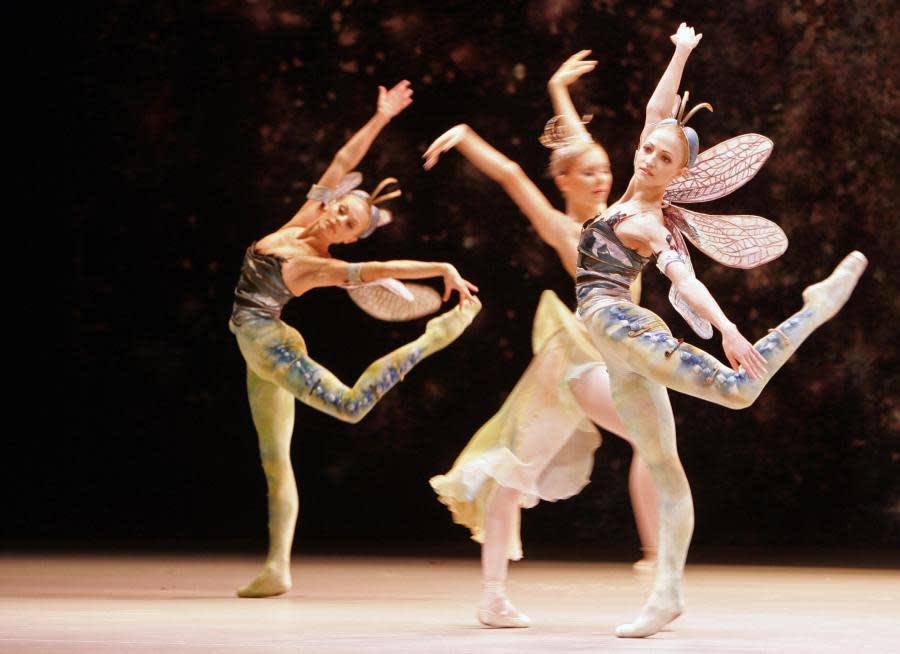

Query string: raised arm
547 50 596 142
644 224 767 379
282 81 413 230
289 256 478 305
423 125 579 274
639 23 703 143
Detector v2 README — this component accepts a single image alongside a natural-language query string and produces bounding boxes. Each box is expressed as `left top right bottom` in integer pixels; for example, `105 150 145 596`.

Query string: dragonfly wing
671 205 788 269
665 134 773 204
344 280 442 321
332 171 364 200
660 219 714 339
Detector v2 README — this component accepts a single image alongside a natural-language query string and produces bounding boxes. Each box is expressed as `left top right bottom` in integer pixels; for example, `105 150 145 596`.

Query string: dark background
40 0 899 558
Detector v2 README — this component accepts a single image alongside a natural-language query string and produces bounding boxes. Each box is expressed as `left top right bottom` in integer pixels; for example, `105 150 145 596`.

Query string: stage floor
1 554 898 653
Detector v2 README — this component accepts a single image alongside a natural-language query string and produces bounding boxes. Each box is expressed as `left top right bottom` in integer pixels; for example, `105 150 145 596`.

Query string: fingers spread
726 353 740 372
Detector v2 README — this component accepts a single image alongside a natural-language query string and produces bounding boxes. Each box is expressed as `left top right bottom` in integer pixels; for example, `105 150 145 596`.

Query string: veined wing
332 172 364 200
344 279 442 321
668 205 788 269
665 134 773 204
660 218 714 339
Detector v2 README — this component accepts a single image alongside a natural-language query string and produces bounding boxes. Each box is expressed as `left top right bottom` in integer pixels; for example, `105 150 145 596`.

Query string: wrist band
346 262 362 284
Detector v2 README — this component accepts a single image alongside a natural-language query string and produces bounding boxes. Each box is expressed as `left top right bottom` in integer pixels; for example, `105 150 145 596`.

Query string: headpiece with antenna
654 91 713 167
307 173 401 239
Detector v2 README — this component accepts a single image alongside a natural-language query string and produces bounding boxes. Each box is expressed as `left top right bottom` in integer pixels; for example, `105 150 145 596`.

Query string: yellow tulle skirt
430 290 604 560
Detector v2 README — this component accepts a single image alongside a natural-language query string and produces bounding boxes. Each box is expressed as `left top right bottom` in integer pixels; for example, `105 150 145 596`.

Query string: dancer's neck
295 223 333 256
619 176 667 208
565 198 607 223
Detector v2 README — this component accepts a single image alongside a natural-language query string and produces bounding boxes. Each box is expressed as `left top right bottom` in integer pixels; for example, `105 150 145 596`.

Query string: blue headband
654 119 701 168
653 93 713 168
348 190 381 239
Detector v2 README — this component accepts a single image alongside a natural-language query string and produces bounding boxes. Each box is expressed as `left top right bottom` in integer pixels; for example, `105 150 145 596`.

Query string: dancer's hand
423 125 469 170
376 80 413 119
548 50 597 89
722 325 767 380
440 263 479 305
670 22 702 51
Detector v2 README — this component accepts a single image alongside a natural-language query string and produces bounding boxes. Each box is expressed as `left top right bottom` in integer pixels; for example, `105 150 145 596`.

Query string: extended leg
478 485 531 628
237 368 297 598
238 299 480 423
606 365 692 638
586 252 867 410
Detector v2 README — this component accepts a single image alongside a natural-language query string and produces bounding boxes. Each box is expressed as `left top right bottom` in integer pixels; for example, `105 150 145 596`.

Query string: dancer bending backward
230 80 481 598
424 52 666 628
573 25 866 637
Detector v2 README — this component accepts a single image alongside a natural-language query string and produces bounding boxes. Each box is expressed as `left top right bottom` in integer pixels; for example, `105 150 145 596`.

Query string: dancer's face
634 128 687 189
320 195 370 244
556 145 612 207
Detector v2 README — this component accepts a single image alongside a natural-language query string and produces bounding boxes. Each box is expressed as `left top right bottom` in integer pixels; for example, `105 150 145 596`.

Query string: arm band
346 262 363 284
656 249 685 275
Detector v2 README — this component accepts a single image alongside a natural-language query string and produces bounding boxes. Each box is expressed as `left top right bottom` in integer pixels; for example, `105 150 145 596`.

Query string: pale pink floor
1 554 898 653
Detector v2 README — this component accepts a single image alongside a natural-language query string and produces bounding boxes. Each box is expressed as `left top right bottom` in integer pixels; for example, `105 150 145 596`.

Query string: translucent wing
331 171 364 201
665 134 773 204
667 205 788 269
660 223 714 339
344 279 442 321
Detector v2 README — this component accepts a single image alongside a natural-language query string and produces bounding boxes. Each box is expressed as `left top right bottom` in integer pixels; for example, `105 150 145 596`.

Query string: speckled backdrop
53 0 898 553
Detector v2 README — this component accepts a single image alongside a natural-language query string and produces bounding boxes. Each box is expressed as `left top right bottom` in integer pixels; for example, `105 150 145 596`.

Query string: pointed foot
423 297 481 355
801 251 867 323
477 596 531 628
236 567 292 598
615 590 683 638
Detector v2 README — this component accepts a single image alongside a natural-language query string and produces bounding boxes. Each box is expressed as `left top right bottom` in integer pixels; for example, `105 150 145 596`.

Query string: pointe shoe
236 567 292 598
423 297 482 354
477 597 532 628
632 558 657 573
802 251 868 323
615 601 683 638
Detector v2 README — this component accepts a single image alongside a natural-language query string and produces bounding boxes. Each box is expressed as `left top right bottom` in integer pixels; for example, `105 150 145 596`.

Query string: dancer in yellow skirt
423 48 685 627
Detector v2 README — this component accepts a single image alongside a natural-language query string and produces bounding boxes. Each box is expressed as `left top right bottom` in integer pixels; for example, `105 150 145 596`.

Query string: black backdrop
45 0 899 555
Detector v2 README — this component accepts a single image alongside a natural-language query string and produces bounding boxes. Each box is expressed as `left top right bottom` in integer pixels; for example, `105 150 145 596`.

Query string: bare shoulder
280 252 345 296
616 209 665 256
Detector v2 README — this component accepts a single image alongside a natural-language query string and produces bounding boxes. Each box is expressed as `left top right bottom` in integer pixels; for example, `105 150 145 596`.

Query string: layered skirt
429 290 604 560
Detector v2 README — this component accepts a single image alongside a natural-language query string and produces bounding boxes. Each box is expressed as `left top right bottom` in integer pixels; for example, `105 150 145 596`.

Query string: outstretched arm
282 81 413 230
645 225 767 378
547 50 596 142
290 256 478 305
423 125 579 274
639 23 702 143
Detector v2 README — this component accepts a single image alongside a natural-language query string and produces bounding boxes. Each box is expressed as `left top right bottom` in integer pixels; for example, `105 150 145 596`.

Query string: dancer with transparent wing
424 51 665 628
572 25 866 637
230 80 481 598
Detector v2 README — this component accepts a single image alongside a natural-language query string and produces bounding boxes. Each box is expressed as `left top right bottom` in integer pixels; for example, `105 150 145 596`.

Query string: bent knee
326 400 374 425
721 390 759 411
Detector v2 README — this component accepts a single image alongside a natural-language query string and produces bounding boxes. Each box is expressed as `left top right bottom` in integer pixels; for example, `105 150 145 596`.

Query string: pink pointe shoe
477 597 532 628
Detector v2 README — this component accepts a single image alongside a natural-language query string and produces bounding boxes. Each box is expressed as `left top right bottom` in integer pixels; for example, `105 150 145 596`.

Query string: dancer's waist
575 284 633 320
231 245 294 327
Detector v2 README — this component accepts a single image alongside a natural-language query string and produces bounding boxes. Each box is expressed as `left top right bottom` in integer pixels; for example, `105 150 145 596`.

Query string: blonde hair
548 141 604 178
540 115 607 178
